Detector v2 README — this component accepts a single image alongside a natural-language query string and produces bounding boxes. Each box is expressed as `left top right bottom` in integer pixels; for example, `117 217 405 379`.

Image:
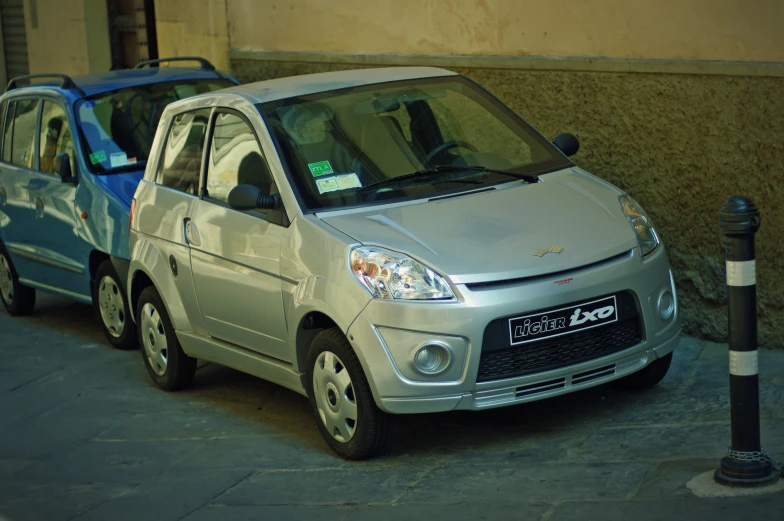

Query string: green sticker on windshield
308 160 334 177
89 150 106 164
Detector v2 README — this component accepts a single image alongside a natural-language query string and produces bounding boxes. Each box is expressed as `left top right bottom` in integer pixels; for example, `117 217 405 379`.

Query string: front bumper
346 246 681 414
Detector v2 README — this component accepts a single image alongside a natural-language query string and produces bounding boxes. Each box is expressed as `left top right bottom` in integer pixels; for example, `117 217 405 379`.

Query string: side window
9 99 40 168
205 112 275 203
2 101 14 163
156 108 211 195
39 101 75 175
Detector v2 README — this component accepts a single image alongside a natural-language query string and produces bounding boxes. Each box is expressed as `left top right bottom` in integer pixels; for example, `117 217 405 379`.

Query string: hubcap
98 275 126 338
313 351 358 443
140 302 168 376
0 254 13 305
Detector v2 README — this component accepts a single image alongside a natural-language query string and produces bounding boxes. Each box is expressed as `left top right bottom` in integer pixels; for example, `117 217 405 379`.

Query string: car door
30 98 92 298
0 97 48 284
187 109 291 362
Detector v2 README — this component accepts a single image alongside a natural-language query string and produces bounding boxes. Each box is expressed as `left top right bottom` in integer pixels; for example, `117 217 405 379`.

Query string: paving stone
74 469 251 521
16 440 202 483
0 458 34 476
216 468 431 506
347 501 552 520
0 411 119 460
97 411 277 442
399 462 654 503
632 459 719 498
548 495 784 521
0 480 134 521
181 505 356 521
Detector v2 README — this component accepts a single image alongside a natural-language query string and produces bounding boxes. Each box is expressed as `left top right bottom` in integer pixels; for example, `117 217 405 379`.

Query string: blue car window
2 101 14 163
39 101 75 176
156 108 211 196
8 99 40 169
76 79 234 175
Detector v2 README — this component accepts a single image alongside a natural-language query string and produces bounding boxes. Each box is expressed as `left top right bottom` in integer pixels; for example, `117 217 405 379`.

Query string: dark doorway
106 0 158 70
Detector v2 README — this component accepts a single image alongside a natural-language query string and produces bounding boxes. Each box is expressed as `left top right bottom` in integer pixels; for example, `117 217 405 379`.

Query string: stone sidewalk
0 294 782 520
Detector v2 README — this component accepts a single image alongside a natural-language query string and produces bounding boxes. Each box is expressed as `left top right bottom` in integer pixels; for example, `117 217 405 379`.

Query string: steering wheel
423 140 478 165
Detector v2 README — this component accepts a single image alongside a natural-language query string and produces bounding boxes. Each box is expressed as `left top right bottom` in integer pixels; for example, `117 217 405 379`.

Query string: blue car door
0 97 48 284
30 98 93 301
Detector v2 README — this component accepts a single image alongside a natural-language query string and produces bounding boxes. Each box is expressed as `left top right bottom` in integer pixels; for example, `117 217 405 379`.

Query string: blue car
0 57 238 348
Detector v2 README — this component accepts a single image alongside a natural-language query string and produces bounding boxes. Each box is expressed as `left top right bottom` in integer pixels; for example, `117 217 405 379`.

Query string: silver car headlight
620 195 660 257
350 246 454 300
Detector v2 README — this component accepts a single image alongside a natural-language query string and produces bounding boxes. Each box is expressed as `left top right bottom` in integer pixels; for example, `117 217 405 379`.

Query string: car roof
7 67 234 99
219 66 458 104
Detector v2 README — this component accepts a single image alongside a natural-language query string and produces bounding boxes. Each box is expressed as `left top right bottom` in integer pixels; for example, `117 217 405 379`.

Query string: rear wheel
306 328 388 460
137 286 196 391
0 246 35 316
95 260 136 349
614 352 673 391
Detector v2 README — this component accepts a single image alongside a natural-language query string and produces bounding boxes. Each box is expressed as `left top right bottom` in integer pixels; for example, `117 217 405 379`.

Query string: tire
0 245 35 316
136 286 196 391
94 260 137 349
614 352 673 391
306 327 388 460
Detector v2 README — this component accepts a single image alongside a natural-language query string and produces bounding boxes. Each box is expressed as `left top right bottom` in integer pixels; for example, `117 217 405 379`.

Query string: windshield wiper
357 165 538 193
98 161 147 175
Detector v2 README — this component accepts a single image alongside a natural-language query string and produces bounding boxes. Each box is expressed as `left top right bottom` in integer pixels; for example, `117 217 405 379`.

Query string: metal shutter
0 0 29 79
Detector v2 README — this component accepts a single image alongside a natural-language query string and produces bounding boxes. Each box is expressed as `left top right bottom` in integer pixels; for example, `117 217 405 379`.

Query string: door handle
184 219 201 247
34 197 44 219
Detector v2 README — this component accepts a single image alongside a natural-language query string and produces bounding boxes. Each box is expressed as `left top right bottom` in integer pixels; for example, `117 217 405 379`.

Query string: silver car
128 67 680 459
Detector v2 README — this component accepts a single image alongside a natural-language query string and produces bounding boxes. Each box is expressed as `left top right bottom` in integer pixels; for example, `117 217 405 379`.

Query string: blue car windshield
76 79 234 174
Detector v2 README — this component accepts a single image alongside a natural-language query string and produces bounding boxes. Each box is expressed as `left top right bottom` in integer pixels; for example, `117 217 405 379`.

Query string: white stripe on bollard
726 260 756 287
729 350 759 376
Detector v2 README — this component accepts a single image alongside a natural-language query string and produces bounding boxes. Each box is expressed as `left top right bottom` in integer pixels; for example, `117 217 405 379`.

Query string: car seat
237 151 274 195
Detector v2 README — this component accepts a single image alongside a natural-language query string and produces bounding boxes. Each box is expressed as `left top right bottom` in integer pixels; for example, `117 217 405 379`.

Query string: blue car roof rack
5 73 87 96
135 56 216 71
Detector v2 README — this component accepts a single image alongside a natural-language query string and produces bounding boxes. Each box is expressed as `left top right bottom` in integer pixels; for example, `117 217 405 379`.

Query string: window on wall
205 112 275 203
6 98 40 168
156 108 211 195
39 101 75 175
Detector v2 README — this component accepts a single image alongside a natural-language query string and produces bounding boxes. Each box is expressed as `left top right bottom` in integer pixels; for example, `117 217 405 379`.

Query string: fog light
658 290 674 320
413 343 450 375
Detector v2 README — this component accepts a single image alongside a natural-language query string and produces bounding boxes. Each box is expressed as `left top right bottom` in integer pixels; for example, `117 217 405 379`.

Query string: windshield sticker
315 173 362 194
315 177 340 194
110 152 128 168
336 173 362 189
308 160 334 177
89 150 106 164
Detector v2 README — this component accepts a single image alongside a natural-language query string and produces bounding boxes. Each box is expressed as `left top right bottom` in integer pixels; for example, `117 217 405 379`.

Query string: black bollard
714 196 779 487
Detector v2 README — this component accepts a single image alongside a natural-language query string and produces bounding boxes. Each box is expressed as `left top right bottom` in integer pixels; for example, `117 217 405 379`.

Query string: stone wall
230 56 784 349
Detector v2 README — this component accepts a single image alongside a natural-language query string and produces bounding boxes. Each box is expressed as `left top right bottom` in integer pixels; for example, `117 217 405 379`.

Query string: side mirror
227 184 281 211
53 153 76 183
552 133 580 157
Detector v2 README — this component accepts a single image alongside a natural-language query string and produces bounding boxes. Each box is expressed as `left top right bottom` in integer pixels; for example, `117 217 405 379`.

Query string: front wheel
0 246 35 316
306 328 388 460
614 352 673 391
137 286 196 391
95 260 136 349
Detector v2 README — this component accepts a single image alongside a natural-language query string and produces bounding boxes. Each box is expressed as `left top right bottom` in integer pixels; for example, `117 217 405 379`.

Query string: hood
95 170 145 207
319 168 640 285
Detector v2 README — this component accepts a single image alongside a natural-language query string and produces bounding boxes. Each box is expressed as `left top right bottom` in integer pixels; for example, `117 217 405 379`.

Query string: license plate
508 295 618 345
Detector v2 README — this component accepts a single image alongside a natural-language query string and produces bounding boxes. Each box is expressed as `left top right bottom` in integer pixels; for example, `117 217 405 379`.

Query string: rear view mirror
53 153 76 183
228 184 281 211
553 133 580 157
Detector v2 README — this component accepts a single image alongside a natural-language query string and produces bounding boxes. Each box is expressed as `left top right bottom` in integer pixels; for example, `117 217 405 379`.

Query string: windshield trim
258 75 573 213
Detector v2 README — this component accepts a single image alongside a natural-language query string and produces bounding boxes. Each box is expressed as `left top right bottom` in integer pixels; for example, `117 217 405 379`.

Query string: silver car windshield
260 76 570 211
75 79 234 174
